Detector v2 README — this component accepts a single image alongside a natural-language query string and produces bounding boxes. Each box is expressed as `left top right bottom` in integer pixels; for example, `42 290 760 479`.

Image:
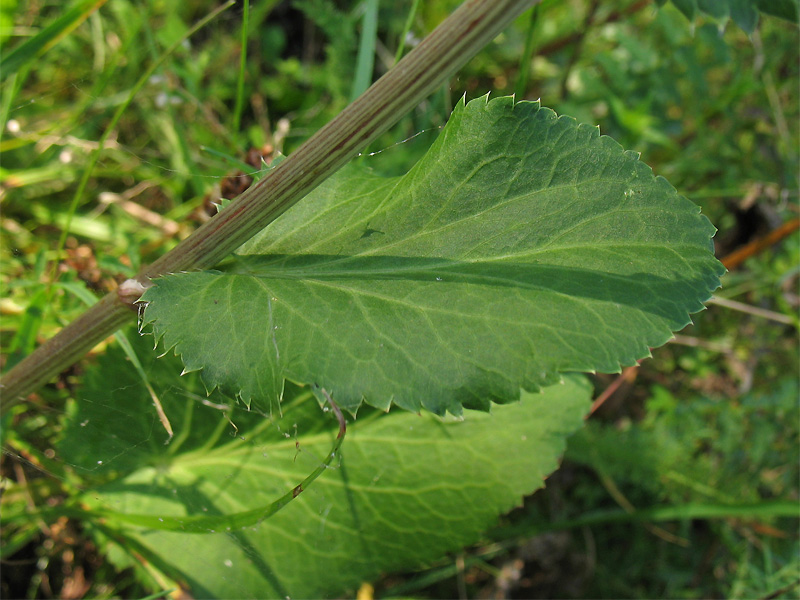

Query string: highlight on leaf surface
141 95 725 416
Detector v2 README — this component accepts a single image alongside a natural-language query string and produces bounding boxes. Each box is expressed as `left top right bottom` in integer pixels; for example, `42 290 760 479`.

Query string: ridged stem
1 0 537 410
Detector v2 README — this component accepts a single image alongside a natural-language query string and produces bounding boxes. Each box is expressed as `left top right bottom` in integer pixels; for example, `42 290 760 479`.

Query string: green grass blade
232 0 250 134
2 287 47 372
492 500 800 540
1 0 109 79
0 525 41 560
514 3 539 98
50 0 236 287
350 0 379 102
394 0 421 63
56 281 173 442
200 145 258 174
0 72 23 146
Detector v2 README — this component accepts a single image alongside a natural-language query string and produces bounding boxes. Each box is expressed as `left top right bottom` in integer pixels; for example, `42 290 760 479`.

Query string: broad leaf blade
143 96 724 415
79 373 592 599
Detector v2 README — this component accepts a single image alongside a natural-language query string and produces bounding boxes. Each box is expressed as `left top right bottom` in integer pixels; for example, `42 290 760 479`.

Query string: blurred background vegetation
1 0 798 598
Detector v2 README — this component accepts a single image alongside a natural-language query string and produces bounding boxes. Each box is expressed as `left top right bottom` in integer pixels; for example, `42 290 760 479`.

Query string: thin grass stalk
232 0 250 133
394 0 422 64
350 0 380 102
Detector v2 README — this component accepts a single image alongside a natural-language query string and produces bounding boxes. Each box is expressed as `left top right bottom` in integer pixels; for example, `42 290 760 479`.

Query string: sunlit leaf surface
143 96 723 415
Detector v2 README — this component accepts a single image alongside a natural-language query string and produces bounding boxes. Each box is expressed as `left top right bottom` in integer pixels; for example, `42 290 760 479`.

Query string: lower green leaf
64 343 590 598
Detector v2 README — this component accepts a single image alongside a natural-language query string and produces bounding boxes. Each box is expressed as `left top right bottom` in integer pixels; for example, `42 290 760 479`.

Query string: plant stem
0 0 538 410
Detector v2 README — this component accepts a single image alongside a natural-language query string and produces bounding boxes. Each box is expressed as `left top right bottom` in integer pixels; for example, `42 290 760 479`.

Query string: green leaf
142 96 723 416
659 0 799 32
696 0 729 20
755 0 799 23
729 0 760 32
670 0 699 21
70 362 591 599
